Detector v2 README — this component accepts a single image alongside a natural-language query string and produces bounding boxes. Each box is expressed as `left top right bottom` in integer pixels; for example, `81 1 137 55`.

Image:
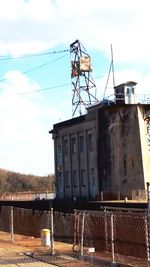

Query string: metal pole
111 44 115 88
145 215 150 262
104 209 109 251
50 208 54 255
73 211 77 252
110 213 115 265
145 182 150 262
147 182 150 211
10 206 14 243
80 212 85 257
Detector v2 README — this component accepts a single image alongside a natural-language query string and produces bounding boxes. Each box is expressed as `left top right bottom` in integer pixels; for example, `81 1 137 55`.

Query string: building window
90 168 95 186
131 87 134 94
79 135 85 152
127 87 134 95
64 139 69 156
57 172 63 196
57 144 61 165
126 87 130 95
81 169 86 186
71 138 76 154
88 133 94 152
73 170 77 187
65 171 70 187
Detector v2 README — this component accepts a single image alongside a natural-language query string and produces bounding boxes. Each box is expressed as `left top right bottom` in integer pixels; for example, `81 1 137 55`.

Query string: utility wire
0 82 71 99
0 53 70 83
22 53 69 75
0 75 103 100
0 49 69 61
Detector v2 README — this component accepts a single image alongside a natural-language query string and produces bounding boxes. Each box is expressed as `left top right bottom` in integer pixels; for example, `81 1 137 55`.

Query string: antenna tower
70 40 98 117
103 44 115 100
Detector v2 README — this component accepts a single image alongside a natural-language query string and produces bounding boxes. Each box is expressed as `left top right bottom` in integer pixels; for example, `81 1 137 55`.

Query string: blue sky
0 0 150 176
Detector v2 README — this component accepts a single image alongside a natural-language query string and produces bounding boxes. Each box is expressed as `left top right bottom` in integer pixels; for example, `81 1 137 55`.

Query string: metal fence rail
0 206 149 266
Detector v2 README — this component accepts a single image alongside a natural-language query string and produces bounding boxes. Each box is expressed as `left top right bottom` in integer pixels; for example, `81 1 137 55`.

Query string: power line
0 75 103 100
23 53 69 75
0 82 71 99
0 49 69 61
0 53 70 83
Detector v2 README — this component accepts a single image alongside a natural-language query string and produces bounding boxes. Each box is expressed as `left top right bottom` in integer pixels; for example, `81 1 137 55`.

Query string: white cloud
1 70 40 94
0 71 59 175
0 0 149 64
0 0 54 21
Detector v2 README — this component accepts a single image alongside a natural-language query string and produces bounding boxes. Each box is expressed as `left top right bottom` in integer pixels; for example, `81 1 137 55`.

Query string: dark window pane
81 169 86 186
90 168 95 186
88 133 93 152
131 87 134 94
64 139 68 156
79 135 84 152
57 144 61 164
65 171 70 187
73 170 77 187
71 138 76 154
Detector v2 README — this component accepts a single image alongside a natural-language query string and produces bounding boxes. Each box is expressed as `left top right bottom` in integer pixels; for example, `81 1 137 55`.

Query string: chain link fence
0 206 150 266
73 210 149 267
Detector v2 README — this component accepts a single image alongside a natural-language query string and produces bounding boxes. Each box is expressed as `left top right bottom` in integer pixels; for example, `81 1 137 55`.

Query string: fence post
50 208 54 255
146 182 150 262
104 208 109 251
80 212 85 257
145 215 150 262
73 211 77 252
110 213 115 265
10 206 14 243
147 182 150 210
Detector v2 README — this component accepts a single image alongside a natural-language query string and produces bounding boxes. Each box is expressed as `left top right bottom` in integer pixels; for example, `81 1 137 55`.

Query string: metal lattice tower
70 40 99 117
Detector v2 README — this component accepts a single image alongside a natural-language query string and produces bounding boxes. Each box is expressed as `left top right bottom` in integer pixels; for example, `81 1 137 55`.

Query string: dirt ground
0 231 147 267
0 232 102 267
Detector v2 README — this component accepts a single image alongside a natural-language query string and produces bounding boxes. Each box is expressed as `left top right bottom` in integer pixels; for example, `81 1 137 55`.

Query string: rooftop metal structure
70 40 99 117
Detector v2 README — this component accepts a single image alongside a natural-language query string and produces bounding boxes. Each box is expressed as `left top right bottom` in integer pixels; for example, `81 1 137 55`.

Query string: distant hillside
0 168 55 193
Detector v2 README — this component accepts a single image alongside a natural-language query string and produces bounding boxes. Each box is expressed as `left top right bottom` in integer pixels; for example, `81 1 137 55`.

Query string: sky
0 0 150 176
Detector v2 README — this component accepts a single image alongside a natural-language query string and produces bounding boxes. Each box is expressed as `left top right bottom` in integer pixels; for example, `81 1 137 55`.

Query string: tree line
0 168 55 193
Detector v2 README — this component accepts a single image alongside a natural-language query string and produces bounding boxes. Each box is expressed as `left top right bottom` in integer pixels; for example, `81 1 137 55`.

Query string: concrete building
50 82 150 200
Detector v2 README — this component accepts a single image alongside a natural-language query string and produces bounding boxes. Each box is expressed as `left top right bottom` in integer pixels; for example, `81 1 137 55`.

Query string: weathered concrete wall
98 105 146 196
137 106 150 187
54 113 99 200
52 103 150 200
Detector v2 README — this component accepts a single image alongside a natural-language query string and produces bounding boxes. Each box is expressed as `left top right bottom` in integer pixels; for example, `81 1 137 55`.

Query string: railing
103 93 150 105
96 189 147 201
0 191 55 201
